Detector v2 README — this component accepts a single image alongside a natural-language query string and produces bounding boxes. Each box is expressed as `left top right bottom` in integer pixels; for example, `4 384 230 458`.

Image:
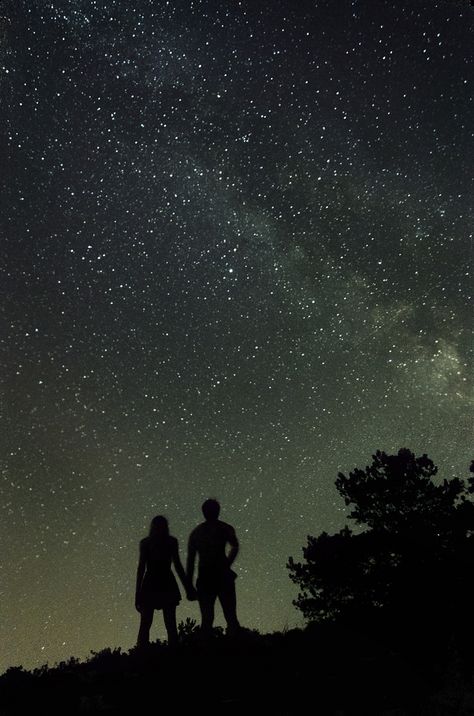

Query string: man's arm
173 538 196 599
186 532 197 586
226 526 239 567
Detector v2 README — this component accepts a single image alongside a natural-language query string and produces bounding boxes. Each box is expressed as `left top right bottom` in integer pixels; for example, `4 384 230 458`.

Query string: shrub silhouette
177 617 199 642
288 448 474 653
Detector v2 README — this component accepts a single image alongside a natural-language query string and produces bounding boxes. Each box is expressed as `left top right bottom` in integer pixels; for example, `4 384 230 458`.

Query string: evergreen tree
288 449 474 647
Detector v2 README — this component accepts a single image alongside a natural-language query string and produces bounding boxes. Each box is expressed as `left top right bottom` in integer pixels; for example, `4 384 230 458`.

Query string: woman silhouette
135 515 192 647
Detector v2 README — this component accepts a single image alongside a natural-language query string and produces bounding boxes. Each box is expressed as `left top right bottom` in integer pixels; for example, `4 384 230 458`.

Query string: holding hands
186 584 198 601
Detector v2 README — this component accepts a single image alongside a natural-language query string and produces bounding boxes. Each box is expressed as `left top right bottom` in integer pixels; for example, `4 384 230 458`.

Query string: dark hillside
1 625 471 715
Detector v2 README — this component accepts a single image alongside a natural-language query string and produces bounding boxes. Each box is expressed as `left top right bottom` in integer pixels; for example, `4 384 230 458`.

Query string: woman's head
149 515 169 539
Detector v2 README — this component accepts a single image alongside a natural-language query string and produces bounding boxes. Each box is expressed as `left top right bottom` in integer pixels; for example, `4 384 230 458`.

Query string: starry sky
1 0 472 672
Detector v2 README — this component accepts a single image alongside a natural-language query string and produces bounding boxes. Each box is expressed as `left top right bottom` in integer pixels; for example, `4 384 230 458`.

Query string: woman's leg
163 605 178 646
137 607 154 648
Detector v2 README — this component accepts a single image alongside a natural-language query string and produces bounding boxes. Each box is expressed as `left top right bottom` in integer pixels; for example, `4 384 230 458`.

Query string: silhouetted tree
288 449 474 651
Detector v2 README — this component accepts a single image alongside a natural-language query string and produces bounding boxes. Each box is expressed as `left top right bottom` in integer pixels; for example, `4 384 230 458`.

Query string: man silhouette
187 498 241 635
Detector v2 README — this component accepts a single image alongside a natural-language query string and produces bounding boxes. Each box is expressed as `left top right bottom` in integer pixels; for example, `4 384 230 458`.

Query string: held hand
186 586 198 601
135 600 142 613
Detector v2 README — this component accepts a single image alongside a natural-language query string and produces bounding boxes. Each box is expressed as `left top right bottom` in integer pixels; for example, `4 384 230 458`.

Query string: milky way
1 0 472 672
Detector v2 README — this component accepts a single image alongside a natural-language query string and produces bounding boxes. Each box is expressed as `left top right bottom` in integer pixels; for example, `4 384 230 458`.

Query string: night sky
1 0 472 672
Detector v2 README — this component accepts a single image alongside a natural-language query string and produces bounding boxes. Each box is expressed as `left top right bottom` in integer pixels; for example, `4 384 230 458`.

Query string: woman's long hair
148 515 170 541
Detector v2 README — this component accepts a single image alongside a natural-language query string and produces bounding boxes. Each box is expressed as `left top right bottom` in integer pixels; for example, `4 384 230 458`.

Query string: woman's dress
139 535 181 610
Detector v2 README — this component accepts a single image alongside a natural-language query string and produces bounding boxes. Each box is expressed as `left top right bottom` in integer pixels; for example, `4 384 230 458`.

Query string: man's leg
198 592 216 636
218 576 240 634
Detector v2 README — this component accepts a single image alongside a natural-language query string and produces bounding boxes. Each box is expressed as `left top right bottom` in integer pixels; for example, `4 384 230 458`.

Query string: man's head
202 498 220 521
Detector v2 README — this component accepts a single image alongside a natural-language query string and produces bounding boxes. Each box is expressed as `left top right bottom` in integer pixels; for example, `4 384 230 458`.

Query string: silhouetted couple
135 499 240 647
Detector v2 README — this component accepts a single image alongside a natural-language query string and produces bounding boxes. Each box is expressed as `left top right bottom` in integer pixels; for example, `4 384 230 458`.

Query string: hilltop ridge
1 623 470 715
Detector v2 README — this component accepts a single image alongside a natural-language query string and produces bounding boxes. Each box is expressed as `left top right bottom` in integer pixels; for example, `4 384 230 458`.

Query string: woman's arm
173 539 196 599
135 542 147 610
